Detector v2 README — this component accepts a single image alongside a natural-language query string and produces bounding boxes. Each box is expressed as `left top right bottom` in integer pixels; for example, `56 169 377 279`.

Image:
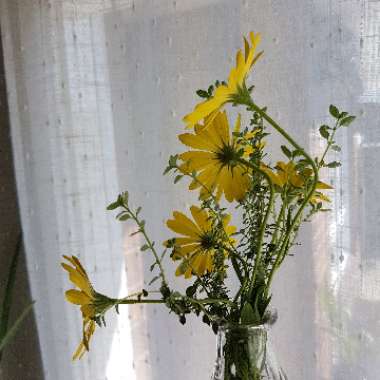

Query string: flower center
216 144 238 167
200 232 216 250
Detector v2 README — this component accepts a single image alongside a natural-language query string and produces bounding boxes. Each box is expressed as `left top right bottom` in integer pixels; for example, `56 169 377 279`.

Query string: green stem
116 297 232 306
127 206 168 287
236 158 274 297
318 120 339 169
231 257 244 284
245 100 319 293
117 299 165 305
269 200 286 247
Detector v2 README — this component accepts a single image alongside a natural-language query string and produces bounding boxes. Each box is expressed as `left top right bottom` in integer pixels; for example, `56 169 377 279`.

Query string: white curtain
1 1 379 379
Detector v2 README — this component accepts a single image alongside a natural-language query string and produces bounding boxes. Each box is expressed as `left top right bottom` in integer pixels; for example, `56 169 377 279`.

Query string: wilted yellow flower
165 206 236 278
72 319 96 360
179 111 251 202
260 162 333 203
261 161 304 188
62 255 114 360
183 32 262 129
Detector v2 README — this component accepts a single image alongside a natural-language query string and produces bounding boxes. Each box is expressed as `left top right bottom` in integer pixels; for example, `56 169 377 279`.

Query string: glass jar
211 324 287 380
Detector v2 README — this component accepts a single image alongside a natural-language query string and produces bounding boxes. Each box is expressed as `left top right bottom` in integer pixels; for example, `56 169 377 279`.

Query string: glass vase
211 324 287 380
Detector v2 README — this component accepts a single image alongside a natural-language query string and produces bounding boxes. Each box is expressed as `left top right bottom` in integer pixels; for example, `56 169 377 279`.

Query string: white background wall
0 1 379 379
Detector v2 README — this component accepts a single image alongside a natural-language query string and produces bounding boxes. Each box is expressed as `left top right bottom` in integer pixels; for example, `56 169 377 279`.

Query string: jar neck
216 324 268 357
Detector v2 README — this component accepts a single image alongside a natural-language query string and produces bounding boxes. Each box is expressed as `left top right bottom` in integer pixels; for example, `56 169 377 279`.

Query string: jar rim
218 323 267 332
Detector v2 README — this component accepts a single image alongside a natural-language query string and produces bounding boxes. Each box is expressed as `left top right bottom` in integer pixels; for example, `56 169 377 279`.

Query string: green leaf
0 235 22 355
280 145 292 159
196 89 209 98
118 214 131 221
340 115 356 127
121 191 129 204
319 125 330 139
136 206 142 215
149 276 160 285
168 155 178 167
174 175 183 184
329 104 340 118
326 161 341 168
150 262 157 271
292 149 304 157
331 145 341 152
163 166 172 175
240 302 256 324
106 201 120 210
140 244 150 252
0 302 34 353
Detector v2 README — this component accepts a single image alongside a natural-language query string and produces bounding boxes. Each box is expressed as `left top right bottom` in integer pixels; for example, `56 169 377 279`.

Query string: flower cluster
61 31 355 359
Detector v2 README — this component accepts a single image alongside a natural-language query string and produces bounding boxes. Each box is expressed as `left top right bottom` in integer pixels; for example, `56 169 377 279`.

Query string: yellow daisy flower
61 255 114 360
179 111 251 202
183 32 262 129
165 206 236 278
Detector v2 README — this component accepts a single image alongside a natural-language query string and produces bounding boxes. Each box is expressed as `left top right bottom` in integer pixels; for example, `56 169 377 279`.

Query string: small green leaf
174 175 183 184
241 302 256 324
207 85 214 96
169 155 178 167
140 244 150 251
326 161 341 168
319 125 330 139
107 201 120 210
329 104 340 118
340 115 356 127
149 276 160 286
163 166 172 175
331 145 341 152
118 214 131 221
136 206 142 215
292 149 304 157
280 145 292 159
121 191 129 204
150 262 157 271
196 89 209 98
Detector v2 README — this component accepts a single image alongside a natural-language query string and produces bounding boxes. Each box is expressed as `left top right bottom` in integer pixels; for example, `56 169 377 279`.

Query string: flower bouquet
62 32 354 379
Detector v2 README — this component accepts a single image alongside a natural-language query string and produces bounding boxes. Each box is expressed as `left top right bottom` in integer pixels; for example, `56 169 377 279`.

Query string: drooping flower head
260 161 333 204
165 206 236 278
61 255 115 360
179 111 251 202
183 32 262 129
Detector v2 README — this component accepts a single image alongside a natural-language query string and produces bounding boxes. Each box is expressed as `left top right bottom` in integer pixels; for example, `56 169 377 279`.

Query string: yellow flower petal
190 205 211 230
65 289 91 306
316 181 333 190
